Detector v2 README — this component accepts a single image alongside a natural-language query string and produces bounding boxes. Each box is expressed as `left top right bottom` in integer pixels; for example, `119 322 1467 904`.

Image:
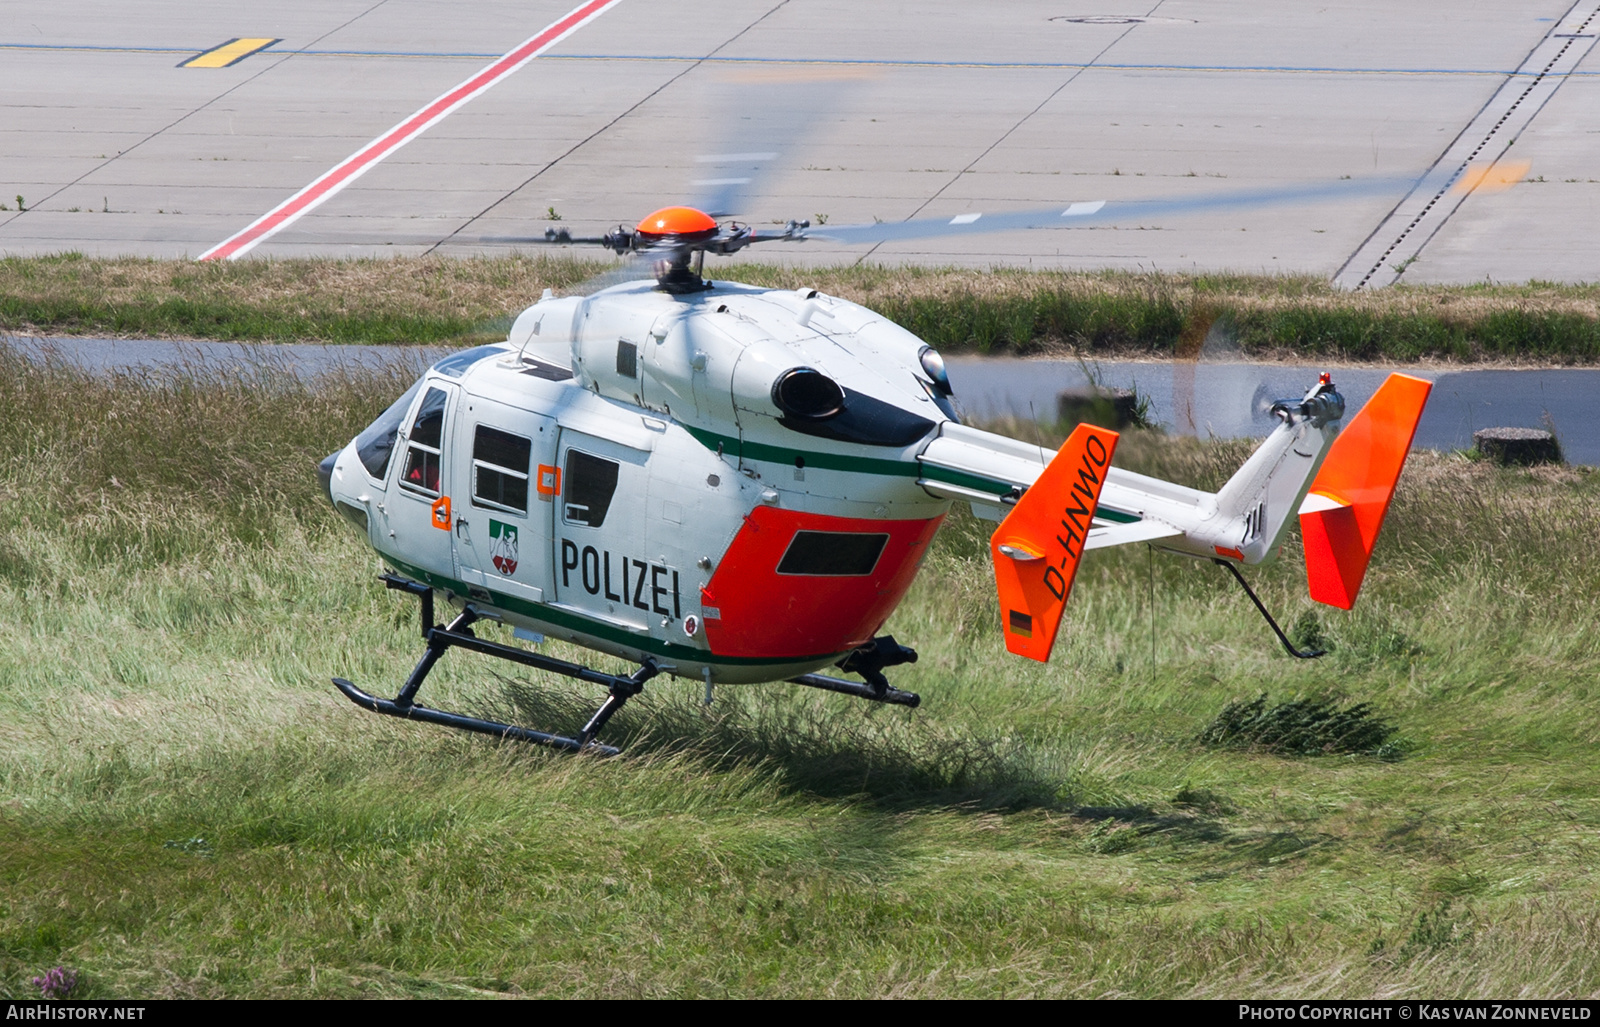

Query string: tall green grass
2 353 1599 997
4 254 1600 361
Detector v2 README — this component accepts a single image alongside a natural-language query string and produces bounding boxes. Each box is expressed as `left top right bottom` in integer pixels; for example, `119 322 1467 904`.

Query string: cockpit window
400 387 449 495
354 379 423 480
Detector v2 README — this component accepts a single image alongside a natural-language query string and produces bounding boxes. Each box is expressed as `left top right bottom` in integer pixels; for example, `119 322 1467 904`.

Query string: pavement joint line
1334 0 1600 291
0 1 393 242
179 38 280 69
419 0 795 257
198 0 625 262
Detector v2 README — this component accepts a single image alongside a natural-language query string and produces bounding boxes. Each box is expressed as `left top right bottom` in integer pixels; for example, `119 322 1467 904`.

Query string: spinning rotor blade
480 227 630 249
244 229 490 250
693 149 780 222
561 251 659 295
804 174 1419 245
480 233 602 245
691 72 863 219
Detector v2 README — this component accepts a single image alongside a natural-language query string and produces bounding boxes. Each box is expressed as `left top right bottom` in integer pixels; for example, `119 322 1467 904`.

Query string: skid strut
1213 559 1327 660
332 575 659 756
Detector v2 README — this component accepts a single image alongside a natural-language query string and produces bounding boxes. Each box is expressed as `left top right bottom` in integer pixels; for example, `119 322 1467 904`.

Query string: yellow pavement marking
181 38 279 69
1454 160 1533 195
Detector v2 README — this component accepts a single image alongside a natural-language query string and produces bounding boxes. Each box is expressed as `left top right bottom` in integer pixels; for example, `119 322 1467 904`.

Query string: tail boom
908 371 1423 662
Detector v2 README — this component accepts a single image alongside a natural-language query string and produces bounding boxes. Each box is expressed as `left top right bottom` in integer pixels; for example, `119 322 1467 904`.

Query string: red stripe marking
200 0 622 261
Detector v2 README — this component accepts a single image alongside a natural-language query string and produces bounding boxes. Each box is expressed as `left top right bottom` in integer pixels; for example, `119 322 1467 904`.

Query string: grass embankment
5 253 1600 362
3 354 1600 998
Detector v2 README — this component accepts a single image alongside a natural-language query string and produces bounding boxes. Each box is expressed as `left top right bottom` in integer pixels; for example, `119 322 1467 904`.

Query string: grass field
4 253 1600 363
2 352 1599 998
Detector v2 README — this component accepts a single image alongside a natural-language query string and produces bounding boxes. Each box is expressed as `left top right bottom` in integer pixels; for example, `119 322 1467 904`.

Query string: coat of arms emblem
489 519 518 576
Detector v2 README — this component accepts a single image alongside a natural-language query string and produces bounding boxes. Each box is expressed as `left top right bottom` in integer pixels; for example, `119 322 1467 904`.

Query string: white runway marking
1062 202 1106 217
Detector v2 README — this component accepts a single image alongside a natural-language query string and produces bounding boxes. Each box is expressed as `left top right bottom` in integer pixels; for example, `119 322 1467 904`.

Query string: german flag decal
990 424 1120 663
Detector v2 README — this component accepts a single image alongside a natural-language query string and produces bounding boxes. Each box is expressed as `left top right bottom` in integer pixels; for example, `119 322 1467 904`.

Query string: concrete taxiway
0 1 1596 283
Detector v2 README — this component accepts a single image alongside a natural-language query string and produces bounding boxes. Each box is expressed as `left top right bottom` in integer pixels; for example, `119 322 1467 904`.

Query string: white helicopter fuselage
323 279 1342 686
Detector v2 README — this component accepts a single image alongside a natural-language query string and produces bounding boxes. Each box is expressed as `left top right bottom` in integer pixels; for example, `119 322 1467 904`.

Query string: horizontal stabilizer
1299 373 1432 609
1085 518 1183 551
991 423 1120 662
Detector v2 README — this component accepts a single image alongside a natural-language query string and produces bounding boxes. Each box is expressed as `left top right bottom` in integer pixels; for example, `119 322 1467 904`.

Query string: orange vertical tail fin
991 424 1120 662
1299 373 1432 610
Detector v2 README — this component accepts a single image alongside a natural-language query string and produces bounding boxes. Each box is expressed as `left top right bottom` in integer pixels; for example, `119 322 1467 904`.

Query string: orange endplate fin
990 424 1120 663
1299 373 1432 609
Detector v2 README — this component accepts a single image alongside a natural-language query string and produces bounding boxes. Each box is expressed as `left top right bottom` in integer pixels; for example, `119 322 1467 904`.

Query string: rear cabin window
472 426 532 514
400 387 448 495
562 450 619 528
777 531 889 576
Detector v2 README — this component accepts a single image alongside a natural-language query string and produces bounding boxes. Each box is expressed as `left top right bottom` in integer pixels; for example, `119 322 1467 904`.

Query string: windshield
354 378 424 480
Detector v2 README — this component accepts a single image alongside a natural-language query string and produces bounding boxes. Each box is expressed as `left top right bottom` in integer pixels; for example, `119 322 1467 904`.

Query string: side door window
468 424 533 585
562 449 620 528
450 403 557 604
553 432 665 629
473 426 532 515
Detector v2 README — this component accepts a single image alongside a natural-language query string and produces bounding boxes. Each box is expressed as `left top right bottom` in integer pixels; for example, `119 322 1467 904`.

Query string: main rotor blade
692 72 864 219
481 233 613 246
804 175 1421 245
560 257 652 297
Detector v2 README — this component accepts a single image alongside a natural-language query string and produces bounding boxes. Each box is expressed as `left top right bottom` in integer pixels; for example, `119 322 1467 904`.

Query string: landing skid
332 575 659 756
335 575 923 755
788 672 920 707
790 635 922 707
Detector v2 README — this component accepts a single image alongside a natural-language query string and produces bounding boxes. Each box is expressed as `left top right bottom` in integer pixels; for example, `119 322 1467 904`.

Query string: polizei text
560 540 681 618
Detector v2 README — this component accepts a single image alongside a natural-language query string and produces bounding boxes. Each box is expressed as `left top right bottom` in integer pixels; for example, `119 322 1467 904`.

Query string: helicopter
317 191 1432 757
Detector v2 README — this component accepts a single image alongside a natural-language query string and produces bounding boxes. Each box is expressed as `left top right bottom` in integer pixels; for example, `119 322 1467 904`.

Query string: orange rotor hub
636 206 718 238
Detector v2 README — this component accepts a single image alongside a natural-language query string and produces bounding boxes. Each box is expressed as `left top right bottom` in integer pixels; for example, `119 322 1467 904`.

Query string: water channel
8 336 1596 464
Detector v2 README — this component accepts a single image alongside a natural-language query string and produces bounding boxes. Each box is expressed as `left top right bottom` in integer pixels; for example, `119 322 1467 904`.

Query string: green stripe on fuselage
379 555 848 668
683 425 911 478
681 425 1142 524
